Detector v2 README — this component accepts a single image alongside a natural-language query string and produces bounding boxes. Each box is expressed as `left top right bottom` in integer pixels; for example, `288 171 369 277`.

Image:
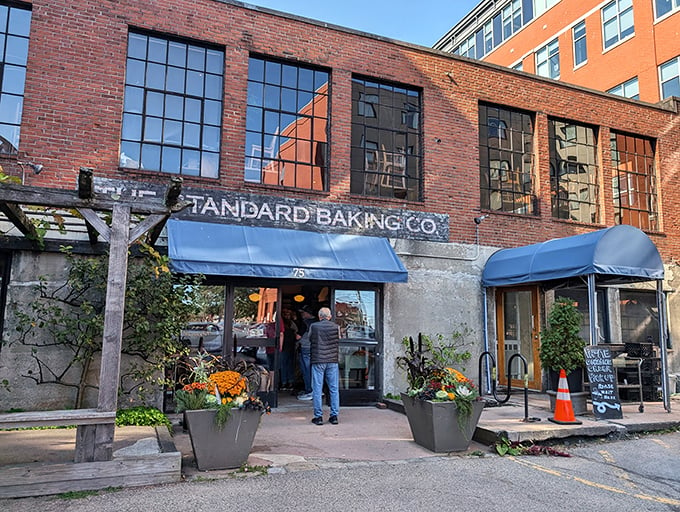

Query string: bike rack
478 351 541 422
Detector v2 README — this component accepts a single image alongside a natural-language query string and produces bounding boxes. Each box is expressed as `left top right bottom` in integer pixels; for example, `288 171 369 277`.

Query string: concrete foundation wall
382 239 496 395
0 252 163 412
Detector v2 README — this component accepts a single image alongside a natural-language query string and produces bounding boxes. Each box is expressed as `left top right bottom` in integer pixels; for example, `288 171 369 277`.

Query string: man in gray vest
309 307 340 425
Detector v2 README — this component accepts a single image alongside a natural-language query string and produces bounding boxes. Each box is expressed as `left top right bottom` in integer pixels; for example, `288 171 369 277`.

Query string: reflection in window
573 21 587 67
335 289 376 340
120 33 224 177
335 289 377 391
655 0 680 18
607 77 639 99
233 286 278 371
502 0 523 39
455 33 476 58
479 104 535 214
536 39 560 79
659 57 680 100
245 56 329 190
602 0 634 49
549 119 599 222
534 0 560 17
0 4 31 156
611 132 657 231
619 290 663 346
350 77 422 201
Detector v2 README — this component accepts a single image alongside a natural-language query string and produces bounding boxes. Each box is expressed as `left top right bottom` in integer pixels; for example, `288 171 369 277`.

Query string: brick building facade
0 0 678 411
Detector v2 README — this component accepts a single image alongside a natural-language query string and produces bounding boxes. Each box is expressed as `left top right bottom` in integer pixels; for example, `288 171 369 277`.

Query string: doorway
223 282 382 406
495 287 541 390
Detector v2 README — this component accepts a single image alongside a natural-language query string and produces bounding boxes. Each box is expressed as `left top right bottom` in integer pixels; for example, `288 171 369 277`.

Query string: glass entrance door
225 283 382 407
496 287 541 390
334 289 380 404
230 286 279 406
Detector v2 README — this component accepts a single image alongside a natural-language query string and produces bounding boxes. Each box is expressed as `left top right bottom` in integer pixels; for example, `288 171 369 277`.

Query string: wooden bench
0 409 116 429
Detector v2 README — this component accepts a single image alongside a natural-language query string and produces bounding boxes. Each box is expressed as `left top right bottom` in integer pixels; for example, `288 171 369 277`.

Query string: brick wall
7 0 680 257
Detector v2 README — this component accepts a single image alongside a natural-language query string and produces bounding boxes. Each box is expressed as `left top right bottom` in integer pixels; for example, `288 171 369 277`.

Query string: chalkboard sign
584 346 623 420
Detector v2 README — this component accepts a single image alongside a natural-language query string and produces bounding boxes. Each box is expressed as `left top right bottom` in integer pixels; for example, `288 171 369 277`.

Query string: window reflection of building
334 290 377 390
479 104 535 214
611 132 657 231
245 57 329 191
350 77 422 201
549 119 599 223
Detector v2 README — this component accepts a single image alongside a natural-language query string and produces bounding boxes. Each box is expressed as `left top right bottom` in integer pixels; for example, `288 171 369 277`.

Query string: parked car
345 325 376 339
180 322 223 354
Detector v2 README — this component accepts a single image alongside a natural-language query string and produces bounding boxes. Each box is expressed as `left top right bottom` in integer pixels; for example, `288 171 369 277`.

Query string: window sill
243 181 330 197
602 33 635 55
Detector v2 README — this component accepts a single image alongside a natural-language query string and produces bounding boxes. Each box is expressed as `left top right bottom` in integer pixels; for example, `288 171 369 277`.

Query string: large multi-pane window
611 132 657 231
245 56 329 190
549 119 599 223
655 0 680 19
479 104 535 214
502 0 523 39
573 21 587 67
0 4 31 155
536 39 560 79
350 77 422 201
602 0 634 50
607 77 639 99
659 57 680 99
120 33 224 177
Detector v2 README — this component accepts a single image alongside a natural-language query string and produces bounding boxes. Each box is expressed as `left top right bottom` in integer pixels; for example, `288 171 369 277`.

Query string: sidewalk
1 393 679 496
176 392 680 479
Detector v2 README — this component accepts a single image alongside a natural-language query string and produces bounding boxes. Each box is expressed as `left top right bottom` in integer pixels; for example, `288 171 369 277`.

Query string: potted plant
175 354 270 470
396 331 483 452
539 297 588 414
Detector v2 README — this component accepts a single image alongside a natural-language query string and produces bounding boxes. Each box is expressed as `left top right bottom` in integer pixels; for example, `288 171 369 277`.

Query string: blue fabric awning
167 219 408 283
482 225 664 287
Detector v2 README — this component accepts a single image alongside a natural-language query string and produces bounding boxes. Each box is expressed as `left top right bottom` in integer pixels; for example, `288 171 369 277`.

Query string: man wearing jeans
309 307 340 425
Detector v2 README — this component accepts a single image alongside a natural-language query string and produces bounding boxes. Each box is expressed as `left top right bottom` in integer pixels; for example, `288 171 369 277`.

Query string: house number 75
292 268 305 278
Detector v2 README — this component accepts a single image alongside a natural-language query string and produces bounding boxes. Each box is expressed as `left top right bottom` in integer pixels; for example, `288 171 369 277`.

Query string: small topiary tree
539 297 586 376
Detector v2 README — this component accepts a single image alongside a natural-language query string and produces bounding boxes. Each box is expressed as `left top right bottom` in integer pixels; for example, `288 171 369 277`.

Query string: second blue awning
167 219 408 283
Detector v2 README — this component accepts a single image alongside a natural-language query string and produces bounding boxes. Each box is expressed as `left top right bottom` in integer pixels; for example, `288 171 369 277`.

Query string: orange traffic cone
549 369 582 425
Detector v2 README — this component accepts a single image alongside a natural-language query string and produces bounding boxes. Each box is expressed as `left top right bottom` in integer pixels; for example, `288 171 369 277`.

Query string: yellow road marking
510 456 680 507
598 450 637 489
651 438 671 449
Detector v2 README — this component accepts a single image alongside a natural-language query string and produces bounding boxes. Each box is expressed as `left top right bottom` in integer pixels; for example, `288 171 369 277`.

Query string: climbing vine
6 243 204 408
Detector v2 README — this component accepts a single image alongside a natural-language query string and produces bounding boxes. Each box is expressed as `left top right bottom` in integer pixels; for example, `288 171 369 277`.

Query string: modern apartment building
434 0 680 103
0 0 679 415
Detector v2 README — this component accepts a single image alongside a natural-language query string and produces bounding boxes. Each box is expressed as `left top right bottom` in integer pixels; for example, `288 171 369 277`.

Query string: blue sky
242 1 481 47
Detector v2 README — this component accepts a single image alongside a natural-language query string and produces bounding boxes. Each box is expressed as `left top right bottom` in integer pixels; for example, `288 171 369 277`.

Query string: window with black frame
611 131 657 231
120 32 224 177
479 104 535 215
350 77 422 201
549 119 599 223
245 56 329 190
0 4 31 156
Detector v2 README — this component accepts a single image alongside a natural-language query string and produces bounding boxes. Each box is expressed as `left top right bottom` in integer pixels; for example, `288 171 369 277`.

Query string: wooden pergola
0 168 189 485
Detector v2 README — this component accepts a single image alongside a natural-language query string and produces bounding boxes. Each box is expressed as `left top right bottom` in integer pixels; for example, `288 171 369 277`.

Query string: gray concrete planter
401 393 485 452
547 390 589 416
184 408 262 470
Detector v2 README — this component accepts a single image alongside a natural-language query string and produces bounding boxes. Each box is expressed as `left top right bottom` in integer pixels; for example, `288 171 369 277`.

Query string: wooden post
75 204 131 462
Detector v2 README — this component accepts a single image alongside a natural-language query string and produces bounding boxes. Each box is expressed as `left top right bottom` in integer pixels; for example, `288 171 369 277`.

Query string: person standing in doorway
296 305 316 400
279 308 298 390
309 307 340 425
